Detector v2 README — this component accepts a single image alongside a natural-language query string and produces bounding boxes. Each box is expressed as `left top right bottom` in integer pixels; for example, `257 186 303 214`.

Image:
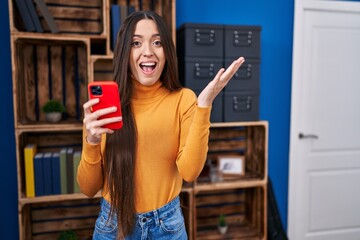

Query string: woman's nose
142 44 153 57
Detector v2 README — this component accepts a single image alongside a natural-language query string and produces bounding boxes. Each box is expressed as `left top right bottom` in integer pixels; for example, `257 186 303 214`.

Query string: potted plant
218 214 228 234
58 230 78 240
42 99 66 123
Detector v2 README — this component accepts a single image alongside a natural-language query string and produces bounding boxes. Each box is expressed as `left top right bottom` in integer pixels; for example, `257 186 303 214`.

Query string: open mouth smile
140 62 157 74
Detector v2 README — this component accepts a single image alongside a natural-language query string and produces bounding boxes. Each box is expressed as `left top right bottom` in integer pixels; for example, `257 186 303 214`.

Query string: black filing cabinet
177 23 261 122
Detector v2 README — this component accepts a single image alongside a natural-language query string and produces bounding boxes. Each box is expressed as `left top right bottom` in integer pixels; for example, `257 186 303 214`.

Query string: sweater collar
132 80 165 99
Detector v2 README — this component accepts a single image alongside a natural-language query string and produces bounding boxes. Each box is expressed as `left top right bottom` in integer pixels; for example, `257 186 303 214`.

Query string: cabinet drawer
224 91 259 122
225 58 260 91
179 58 223 91
224 25 261 59
177 23 224 59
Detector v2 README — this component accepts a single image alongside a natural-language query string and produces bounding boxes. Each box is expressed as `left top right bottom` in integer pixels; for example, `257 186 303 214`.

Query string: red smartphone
88 81 123 130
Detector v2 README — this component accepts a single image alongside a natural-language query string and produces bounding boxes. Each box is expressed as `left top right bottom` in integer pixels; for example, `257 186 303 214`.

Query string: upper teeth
141 62 156 66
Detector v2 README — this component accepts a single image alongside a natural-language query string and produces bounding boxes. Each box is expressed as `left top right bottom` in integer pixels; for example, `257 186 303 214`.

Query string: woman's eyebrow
133 33 161 38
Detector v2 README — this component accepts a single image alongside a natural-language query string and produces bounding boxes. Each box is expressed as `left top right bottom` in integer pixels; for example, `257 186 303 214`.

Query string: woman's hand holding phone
84 81 123 144
83 98 122 144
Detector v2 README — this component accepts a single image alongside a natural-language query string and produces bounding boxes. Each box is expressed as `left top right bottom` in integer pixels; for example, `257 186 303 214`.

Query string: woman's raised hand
197 57 245 107
83 98 122 144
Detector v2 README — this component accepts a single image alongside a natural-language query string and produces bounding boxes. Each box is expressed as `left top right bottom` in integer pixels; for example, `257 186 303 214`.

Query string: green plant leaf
58 230 78 240
218 214 227 227
42 100 66 113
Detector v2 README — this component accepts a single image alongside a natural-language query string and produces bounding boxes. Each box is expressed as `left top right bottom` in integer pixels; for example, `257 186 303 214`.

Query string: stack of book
24 144 81 197
14 0 58 33
110 3 136 50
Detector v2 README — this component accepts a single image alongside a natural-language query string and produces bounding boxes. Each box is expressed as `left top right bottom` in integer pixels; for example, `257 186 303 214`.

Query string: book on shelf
111 4 136 50
51 152 61 195
34 153 44 196
24 0 43 32
73 151 81 193
14 0 35 32
111 4 121 50
59 147 78 194
128 6 135 15
33 0 59 33
24 144 37 197
28 149 81 197
66 148 74 194
42 152 53 195
120 5 128 24
59 148 68 194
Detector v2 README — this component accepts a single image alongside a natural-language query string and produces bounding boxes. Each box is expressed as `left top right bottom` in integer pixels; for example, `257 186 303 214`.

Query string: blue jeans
93 196 188 240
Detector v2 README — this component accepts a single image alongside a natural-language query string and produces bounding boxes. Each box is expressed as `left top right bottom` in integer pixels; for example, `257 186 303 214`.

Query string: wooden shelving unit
8 0 176 239
9 1 267 239
193 121 268 240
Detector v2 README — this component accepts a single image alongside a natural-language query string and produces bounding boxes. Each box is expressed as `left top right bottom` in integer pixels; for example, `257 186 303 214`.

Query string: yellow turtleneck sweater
77 80 211 213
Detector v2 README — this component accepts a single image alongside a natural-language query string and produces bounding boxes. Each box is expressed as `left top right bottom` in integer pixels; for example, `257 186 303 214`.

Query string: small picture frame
217 155 245 177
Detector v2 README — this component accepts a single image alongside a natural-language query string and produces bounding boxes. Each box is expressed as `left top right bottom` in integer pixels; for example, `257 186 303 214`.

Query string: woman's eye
132 41 141 47
153 40 162 47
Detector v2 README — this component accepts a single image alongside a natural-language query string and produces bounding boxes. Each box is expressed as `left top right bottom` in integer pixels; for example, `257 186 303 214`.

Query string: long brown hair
106 11 182 236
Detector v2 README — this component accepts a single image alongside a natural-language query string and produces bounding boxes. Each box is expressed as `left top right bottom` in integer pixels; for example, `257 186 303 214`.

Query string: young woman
78 11 245 240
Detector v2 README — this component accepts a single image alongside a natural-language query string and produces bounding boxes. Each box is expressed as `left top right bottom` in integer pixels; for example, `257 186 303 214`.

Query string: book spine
66 148 74 194
33 0 59 33
24 0 43 32
34 153 44 196
24 144 37 197
128 6 135 15
14 0 35 32
73 151 81 193
120 6 128 25
42 152 53 195
51 152 61 195
111 5 121 50
59 148 67 194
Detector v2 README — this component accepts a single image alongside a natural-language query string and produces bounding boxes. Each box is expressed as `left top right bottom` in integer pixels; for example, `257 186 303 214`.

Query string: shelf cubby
12 37 89 126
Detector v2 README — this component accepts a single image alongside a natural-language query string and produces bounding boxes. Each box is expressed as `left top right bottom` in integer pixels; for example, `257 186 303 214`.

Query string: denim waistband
136 196 181 227
100 196 181 224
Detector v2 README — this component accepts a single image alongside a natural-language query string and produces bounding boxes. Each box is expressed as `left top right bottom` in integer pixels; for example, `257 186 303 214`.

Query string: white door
288 0 360 239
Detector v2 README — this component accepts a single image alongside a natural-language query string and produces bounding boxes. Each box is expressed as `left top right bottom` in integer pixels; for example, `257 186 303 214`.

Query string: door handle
299 133 319 139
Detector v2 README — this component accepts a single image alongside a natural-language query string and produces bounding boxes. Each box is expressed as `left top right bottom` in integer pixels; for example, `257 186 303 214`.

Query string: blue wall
176 0 294 230
0 0 294 237
0 0 19 239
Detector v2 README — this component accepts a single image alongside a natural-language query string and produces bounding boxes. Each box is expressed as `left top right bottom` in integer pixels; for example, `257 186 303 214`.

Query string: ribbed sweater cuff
194 106 211 125
82 136 102 164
